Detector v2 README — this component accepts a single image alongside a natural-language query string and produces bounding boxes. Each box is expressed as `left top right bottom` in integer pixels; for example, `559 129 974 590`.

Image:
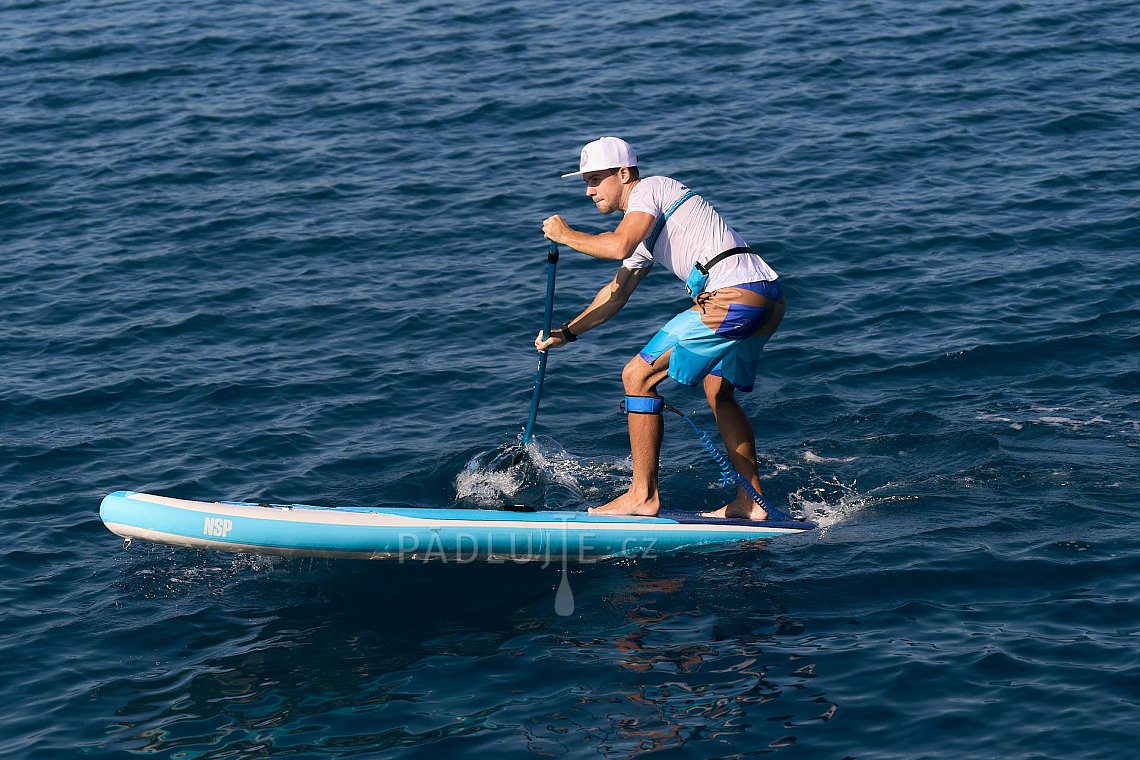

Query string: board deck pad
100 491 816 563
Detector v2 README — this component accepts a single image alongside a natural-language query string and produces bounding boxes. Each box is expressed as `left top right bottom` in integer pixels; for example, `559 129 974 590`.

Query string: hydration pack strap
695 246 752 275
644 190 696 253
621 395 665 415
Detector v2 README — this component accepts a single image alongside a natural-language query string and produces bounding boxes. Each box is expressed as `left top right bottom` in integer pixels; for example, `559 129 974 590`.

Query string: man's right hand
542 214 572 245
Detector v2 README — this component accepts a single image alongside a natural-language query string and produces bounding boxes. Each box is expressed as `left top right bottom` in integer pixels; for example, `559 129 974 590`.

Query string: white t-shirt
621 175 777 291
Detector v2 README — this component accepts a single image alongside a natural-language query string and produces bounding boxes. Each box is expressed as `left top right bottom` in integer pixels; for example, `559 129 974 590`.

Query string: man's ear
617 166 632 183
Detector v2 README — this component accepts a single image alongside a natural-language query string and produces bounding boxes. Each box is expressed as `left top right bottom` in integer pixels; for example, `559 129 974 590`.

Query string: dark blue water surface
3 0 1138 756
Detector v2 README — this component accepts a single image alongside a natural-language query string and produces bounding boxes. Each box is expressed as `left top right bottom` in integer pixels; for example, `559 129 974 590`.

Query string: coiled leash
621 395 794 522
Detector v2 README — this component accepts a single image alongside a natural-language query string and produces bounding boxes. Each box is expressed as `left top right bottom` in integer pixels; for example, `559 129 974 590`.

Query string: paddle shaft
522 243 559 444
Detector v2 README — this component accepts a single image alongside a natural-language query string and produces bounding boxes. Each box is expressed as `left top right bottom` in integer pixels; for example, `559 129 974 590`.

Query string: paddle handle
522 243 559 444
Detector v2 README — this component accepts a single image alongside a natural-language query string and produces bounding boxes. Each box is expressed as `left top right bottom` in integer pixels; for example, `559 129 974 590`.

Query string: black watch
558 322 578 342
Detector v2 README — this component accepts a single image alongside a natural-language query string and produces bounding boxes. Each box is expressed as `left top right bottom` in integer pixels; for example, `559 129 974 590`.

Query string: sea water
2 0 1138 756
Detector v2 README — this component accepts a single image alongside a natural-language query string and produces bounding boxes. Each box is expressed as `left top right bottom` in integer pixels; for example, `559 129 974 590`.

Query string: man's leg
589 351 672 516
700 374 768 520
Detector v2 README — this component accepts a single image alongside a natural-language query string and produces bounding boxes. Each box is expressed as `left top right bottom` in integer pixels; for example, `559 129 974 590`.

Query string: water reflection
531 565 837 754
97 548 835 756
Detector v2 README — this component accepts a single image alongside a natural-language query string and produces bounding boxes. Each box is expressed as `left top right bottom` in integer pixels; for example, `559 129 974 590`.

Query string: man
537 136 785 520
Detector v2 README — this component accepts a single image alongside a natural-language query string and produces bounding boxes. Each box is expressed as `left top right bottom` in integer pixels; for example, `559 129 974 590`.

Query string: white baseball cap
561 136 638 178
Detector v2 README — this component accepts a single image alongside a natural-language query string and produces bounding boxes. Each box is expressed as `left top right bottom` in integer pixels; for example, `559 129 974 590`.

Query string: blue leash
662 401 794 522
522 242 559 444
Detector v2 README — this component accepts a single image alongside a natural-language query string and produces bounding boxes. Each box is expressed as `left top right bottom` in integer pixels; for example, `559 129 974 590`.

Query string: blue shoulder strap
643 190 696 253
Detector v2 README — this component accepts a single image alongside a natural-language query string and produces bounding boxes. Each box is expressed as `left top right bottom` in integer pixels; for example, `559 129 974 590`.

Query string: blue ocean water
2 0 1138 755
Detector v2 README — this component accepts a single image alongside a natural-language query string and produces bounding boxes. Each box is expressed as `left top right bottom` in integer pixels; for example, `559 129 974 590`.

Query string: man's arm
542 211 656 261
535 265 651 351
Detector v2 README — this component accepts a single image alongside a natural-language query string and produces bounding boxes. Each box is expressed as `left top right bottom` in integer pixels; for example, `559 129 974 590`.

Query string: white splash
453 438 632 507
788 476 864 533
802 450 858 464
454 465 525 503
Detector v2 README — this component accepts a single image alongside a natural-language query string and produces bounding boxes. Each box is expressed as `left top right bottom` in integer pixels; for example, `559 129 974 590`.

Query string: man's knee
703 374 736 407
625 353 671 395
622 356 649 394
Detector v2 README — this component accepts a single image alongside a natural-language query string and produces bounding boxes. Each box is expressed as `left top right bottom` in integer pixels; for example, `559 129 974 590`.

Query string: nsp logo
203 516 234 537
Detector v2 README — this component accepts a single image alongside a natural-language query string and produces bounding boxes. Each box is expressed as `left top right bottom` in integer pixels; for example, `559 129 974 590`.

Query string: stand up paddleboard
100 491 815 563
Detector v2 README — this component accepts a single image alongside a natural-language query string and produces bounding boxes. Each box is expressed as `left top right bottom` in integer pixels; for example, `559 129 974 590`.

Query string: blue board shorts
638 280 785 392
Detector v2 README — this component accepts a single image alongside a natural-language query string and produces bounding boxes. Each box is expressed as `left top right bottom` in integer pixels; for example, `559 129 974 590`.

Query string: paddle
460 242 558 499
522 242 560 445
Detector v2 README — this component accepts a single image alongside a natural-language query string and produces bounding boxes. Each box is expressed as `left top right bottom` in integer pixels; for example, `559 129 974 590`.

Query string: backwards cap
561 136 638 178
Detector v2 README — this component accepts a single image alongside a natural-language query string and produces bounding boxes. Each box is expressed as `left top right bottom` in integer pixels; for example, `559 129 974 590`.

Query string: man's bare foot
701 495 768 521
588 491 660 516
